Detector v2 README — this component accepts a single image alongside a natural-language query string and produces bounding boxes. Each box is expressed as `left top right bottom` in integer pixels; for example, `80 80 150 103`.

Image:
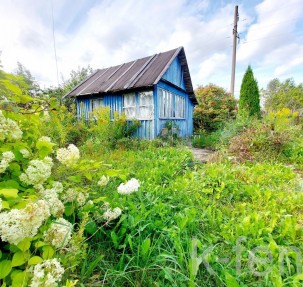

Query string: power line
241 17 303 33
51 0 59 87
239 32 302 45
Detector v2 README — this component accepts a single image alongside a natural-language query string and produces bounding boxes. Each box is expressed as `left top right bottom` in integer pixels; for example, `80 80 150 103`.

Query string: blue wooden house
65 47 197 139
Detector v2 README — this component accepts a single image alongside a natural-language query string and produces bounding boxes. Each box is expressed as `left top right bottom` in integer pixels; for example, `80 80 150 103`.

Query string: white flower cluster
0 110 23 141
20 148 30 158
56 144 80 166
117 178 140 195
42 111 51 122
0 198 2 212
60 188 88 206
38 136 52 143
98 175 109 186
29 258 64 287
0 151 15 173
103 207 122 221
20 157 53 186
44 218 72 248
38 182 64 217
0 200 50 245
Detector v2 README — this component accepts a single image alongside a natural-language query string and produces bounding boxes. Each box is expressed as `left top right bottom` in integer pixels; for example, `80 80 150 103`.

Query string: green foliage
2 61 303 287
43 65 94 106
194 84 237 132
263 78 303 112
0 66 136 286
239 65 261 118
14 62 40 97
192 131 221 149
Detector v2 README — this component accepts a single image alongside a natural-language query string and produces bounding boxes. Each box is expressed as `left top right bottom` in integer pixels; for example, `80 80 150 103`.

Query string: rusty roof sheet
65 47 197 104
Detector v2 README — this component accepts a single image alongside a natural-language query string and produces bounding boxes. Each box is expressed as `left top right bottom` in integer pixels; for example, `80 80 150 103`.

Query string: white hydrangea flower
19 157 53 186
85 200 94 207
2 151 15 161
38 182 64 217
38 136 52 143
117 178 140 195
29 258 64 287
103 207 122 221
0 110 23 141
60 188 88 207
76 192 88 206
43 111 51 122
0 200 50 245
20 148 30 158
51 181 64 194
0 151 15 173
44 218 72 249
98 175 109 186
56 144 80 166
60 188 77 203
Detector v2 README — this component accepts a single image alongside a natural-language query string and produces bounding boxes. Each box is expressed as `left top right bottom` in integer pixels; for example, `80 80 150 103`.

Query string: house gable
161 56 186 91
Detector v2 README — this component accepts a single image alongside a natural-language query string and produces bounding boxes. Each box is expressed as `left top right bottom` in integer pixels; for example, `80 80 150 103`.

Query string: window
123 93 136 119
138 91 153 119
91 98 103 111
159 88 186 119
175 95 185 118
159 89 174 118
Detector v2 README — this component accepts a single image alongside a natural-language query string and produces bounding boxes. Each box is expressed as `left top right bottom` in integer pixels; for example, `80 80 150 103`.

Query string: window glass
123 93 136 119
159 89 174 118
175 96 185 118
91 98 103 111
159 89 186 118
138 91 153 119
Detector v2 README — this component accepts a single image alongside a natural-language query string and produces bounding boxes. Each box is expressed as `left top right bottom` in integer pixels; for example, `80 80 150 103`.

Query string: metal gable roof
65 47 197 104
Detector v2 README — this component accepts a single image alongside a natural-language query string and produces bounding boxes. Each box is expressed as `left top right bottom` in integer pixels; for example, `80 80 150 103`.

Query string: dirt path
189 147 215 163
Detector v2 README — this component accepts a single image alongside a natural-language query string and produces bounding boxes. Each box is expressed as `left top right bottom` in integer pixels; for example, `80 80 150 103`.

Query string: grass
74 141 303 286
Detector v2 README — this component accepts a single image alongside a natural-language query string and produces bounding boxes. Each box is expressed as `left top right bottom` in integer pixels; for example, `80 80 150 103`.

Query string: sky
0 0 303 97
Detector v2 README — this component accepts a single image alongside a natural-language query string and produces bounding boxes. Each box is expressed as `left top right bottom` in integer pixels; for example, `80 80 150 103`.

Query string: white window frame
159 88 186 119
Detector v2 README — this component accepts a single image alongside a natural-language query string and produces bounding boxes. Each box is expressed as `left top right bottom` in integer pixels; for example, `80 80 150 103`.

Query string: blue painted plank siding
162 57 186 90
75 55 194 140
76 92 155 140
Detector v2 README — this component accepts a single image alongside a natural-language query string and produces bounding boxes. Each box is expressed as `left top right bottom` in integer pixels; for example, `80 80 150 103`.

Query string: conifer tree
239 65 261 118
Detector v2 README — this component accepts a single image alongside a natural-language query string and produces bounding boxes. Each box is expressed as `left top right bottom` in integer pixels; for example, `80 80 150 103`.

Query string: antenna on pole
230 5 239 96
51 0 59 87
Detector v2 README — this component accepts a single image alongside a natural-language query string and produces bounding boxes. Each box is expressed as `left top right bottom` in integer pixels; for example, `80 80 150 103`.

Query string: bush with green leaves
0 69 141 286
263 78 303 113
194 84 237 133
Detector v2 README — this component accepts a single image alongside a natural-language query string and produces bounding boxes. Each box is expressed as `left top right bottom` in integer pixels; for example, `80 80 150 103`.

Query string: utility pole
230 5 239 96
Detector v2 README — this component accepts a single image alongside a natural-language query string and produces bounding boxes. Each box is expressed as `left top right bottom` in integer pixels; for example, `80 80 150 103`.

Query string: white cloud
0 0 302 94
238 0 303 63
198 53 228 81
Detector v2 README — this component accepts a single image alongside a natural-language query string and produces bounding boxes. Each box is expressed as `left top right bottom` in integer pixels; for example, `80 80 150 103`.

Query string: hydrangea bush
0 107 140 286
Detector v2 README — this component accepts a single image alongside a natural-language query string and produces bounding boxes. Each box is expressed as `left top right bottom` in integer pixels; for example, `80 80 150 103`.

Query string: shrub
194 84 237 132
192 131 221 149
238 66 261 118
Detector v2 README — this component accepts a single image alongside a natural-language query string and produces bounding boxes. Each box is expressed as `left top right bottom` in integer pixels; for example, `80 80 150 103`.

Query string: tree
42 65 94 111
14 62 40 96
238 65 261 118
193 84 237 132
263 78 303 112
43 65 94 101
